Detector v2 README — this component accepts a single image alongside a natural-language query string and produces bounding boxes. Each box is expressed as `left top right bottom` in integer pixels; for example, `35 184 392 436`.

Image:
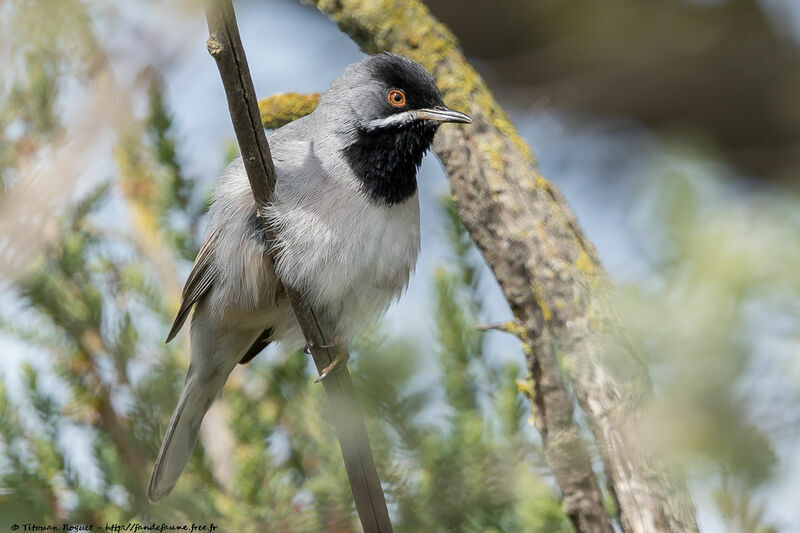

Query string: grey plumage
148 53 470 503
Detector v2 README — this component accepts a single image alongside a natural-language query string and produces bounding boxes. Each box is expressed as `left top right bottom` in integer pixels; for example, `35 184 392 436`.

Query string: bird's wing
239 327 273 364
165 226 221 343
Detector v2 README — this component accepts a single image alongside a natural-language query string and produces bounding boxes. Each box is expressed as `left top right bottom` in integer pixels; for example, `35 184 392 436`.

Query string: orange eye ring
387 89 406 108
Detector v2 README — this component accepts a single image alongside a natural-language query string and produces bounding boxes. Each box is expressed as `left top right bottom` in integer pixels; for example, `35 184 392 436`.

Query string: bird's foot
314 336 348 383
304 335 339 354
319 335 342 350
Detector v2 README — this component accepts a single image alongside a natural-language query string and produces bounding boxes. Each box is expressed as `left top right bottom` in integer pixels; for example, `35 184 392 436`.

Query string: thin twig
203 2 392 531
474 320 523 334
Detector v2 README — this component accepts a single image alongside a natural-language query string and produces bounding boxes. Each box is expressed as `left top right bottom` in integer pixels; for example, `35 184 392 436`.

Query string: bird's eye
387 89 406 108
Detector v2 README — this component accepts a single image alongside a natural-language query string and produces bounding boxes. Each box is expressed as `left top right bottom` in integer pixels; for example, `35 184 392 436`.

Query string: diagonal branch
203 2 392 531
306 0 698 532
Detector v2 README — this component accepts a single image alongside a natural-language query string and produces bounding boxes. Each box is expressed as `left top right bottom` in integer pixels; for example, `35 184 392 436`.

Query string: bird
147 52 471 503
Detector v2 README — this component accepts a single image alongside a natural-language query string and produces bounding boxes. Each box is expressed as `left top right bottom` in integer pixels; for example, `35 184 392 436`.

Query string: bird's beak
415 106 472 124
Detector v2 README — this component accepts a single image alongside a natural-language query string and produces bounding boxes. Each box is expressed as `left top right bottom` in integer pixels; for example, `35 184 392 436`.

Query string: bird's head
318 53 472 205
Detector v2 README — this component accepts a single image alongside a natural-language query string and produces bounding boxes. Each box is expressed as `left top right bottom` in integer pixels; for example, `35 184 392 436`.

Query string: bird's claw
314 336 348 383
319 334 341 350
305 334 340 354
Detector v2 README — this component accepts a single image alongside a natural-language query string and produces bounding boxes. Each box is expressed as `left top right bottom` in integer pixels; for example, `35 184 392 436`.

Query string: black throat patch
343 121 438 206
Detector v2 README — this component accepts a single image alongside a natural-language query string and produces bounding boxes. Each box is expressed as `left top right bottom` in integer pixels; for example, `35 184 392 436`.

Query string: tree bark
306 0 699 531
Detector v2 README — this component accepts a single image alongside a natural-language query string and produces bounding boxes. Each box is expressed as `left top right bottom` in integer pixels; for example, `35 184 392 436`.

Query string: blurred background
1 0 799 531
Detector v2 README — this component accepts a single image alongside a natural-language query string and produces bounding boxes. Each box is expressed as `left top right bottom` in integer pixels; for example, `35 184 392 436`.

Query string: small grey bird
147 53 471 502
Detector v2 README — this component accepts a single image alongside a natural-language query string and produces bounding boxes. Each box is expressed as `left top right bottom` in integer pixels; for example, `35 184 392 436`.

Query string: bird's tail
147 365 225 503
147 322 258 503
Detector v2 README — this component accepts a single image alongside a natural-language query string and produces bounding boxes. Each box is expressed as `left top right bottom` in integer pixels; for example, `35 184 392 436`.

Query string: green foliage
0 48 60 187
0 0 99 188
614 163 800 532
0 179 187 522
713 475 778 533
114 75 207 261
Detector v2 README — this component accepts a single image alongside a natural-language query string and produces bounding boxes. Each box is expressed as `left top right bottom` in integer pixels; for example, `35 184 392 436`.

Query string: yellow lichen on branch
258 92 320 130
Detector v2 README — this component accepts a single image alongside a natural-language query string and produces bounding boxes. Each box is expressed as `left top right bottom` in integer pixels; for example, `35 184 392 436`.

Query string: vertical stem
203 1 392 530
